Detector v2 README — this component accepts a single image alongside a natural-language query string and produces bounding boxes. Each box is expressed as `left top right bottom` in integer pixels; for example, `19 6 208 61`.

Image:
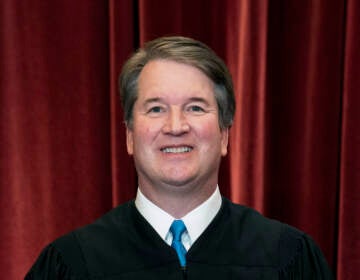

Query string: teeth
162 147 192 153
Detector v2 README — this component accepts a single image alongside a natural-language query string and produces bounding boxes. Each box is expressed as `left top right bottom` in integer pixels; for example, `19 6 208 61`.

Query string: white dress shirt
135 186 222 251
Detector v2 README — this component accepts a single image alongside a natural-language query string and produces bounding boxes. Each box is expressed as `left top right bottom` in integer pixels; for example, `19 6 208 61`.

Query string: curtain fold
225 0 269 213
0 1 359 279
108 0 137 206
0 2 113 278
262 1 344 266
337 0 360 278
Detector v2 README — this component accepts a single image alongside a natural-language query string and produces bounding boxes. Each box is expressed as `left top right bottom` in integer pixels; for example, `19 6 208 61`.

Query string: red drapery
1 1 359 279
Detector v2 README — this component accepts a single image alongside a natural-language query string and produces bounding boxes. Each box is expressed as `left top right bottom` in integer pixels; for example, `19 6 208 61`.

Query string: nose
162 108 190 135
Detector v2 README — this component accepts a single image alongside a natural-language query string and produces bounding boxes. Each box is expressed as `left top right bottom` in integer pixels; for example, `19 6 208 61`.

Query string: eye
187 105 205 113
147 106 165 114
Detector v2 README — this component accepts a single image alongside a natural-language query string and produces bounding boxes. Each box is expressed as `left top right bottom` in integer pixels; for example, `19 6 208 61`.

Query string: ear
220 128 229 156
126 127 134 155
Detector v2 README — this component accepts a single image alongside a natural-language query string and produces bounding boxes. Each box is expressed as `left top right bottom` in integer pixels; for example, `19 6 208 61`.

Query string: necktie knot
170 219 186 241
169 220 187 267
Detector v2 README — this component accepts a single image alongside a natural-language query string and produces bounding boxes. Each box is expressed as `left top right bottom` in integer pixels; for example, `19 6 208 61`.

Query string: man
26 36 332 279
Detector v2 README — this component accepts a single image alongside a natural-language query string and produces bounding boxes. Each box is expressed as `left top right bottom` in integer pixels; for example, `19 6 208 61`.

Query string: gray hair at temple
119 36 235 130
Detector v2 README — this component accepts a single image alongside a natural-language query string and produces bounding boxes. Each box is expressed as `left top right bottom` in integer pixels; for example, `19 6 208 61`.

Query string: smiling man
26 36 332 279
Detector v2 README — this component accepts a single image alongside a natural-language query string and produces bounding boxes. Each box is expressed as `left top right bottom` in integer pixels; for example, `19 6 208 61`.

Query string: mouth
160 146 193 154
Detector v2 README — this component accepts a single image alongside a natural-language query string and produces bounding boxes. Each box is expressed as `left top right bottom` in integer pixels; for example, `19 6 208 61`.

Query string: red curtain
1 1 359 279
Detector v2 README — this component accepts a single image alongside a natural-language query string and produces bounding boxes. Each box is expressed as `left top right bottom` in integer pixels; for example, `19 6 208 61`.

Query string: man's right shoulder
36 201 136 277
49 200 134 258
53 200 135 249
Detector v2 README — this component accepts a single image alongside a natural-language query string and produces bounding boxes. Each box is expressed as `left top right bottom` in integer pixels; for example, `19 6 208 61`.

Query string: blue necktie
170 220 187 267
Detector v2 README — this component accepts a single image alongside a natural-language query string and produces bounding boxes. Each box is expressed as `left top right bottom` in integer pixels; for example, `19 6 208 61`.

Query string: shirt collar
135 188 174 240
182 187 222 244
135 186 222 245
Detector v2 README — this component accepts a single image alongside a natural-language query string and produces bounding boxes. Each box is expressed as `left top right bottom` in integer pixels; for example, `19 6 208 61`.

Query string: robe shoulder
209 199 333 279
25 201 137 279
24 233 88 280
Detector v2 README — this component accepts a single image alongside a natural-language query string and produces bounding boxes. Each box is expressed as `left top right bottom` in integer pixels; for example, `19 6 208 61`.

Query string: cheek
133 121 160 145
194 120 222 142
145 119 162 134
195 118 228 154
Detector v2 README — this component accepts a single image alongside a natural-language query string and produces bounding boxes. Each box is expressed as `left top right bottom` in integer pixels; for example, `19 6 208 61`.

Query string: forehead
137 59 216 102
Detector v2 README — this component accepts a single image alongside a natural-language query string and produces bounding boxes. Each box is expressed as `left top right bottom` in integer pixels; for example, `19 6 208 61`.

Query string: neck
138 182 217 218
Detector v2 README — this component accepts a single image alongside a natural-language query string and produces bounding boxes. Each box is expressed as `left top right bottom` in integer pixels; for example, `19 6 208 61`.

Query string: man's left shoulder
223 198 305 243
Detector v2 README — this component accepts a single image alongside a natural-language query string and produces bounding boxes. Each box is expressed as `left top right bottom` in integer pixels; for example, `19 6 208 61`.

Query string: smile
161 146 193 153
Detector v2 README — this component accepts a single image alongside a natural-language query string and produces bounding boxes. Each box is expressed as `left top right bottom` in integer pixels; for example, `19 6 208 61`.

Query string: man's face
126 59 228 192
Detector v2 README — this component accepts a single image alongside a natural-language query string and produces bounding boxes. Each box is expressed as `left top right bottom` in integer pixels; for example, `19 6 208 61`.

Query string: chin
160 176 197 188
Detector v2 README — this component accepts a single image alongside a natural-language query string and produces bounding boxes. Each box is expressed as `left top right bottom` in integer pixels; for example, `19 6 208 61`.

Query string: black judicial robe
25 198 333 279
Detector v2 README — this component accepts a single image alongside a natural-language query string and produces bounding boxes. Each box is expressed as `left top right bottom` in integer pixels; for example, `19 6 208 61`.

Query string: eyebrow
142 96 211 106
187 97 210 105
143 97 163 105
